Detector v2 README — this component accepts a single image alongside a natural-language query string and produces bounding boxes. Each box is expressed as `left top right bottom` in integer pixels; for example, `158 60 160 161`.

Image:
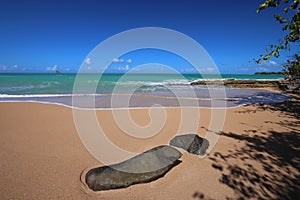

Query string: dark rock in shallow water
169 134 209 156
86 145 182 191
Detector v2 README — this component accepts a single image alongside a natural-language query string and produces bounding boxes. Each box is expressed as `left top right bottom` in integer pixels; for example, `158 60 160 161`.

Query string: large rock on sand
86 145 182 191
170 134 209 156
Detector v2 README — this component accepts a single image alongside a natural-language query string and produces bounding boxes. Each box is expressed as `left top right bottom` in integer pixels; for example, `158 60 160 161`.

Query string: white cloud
206 67 215 72
0 65 7 70
197 67 217 73
117 64 130 71
47 65 57 71
259 60 279 67
85 58 91 65
113 58 132 63
112 58 120 62
257 67 268 71
256 60 280 72
11 65 17 69
0 64 18 71
268 60 279 66
182 68 197 73
240 67 250 71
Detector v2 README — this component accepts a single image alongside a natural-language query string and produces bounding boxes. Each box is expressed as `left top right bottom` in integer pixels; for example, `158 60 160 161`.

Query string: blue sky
0 0 298 74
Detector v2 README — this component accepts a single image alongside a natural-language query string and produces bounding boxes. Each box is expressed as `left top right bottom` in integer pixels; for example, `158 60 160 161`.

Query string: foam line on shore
0 93 113 98
0 100 242 110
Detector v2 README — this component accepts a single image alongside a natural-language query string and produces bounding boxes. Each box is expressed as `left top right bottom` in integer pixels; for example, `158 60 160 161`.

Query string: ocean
0 73 289 108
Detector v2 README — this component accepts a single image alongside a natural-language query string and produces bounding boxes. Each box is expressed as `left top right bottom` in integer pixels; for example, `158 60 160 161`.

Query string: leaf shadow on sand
194 96 300 200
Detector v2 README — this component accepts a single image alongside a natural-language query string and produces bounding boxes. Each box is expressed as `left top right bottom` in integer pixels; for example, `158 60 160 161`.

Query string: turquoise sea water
0 73 289 108
0 73 284 95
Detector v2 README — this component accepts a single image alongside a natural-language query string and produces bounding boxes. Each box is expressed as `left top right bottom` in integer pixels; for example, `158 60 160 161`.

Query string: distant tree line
254 71 284 75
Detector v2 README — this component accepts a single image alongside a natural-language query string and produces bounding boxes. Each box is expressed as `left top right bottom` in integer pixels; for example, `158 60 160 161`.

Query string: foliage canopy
257 0 299 62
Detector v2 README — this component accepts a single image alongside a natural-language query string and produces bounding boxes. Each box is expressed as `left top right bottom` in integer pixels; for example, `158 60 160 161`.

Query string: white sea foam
0 81 60 92
0 94 71 98
192 78 284 82
0 93 110 98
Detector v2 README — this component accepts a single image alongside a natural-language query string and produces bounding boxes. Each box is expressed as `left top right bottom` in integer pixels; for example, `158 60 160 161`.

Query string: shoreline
0 100 242 110
0 87 291 110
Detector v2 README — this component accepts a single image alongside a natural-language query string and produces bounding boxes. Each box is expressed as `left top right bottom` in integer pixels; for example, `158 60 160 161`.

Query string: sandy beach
1 0 299 198
0 95 299 199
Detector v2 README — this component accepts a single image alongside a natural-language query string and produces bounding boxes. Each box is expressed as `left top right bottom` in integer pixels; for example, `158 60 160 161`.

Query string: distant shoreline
254 71 283 75
191 79 288 90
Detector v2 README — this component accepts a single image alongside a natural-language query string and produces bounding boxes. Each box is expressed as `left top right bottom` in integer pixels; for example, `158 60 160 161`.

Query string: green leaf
256 0 299 63
257 2 268 13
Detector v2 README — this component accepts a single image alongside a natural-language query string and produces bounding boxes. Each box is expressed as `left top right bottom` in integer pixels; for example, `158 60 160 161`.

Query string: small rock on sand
169 134 209 156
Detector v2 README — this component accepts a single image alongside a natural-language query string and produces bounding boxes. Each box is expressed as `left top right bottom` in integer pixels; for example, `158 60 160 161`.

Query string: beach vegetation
283 54 300 79
257 0 299 81
256 0 299 62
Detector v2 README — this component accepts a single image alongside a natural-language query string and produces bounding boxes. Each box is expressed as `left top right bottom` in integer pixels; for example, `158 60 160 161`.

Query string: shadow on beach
194 96 300 200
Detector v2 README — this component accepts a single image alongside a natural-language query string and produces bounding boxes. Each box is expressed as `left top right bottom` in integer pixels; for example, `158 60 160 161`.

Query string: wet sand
0 98 299 199
0 88 290 109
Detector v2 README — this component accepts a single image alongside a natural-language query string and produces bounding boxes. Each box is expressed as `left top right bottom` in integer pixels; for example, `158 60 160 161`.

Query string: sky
0 0 298 74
